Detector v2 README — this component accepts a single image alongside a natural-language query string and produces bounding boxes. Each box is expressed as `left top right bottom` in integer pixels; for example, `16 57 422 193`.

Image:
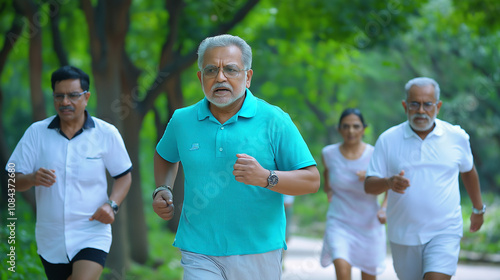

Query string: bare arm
377 191 388 224
90 172 132 224
380 191 388 209
233 153 320 195
461 165 484 232
152 151 179 220
271 165 320 195
321 155 333 201
365 170 409 195
14 168 57 192
109 172 132 206
364 176 390 195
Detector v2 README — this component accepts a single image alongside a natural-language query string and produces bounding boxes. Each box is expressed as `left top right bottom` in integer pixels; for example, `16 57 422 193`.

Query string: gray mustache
412 114 429 120
211 83 232 91
59 106 74 111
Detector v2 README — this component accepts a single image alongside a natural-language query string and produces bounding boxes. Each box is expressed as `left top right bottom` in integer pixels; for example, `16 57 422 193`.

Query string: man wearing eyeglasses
6 65 132 279
365 77 485 280
152 34 320 279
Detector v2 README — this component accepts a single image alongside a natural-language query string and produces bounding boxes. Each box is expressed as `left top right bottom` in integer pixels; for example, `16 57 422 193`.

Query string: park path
283 236 500 280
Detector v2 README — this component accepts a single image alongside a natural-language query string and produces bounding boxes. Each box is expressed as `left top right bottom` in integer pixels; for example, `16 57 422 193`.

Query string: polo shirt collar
197 89 257 121
48 110 95 139
403 118 444 139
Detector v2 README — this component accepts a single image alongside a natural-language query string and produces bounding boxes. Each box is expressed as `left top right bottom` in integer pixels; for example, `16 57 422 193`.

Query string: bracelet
152 185 173 200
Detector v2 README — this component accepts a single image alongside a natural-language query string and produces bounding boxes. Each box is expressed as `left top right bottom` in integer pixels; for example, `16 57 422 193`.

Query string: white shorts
180 249 282 280
390 234 461 280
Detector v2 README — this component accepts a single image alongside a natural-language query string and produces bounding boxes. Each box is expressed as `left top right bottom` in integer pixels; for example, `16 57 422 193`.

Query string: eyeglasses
53 91 88 102
202 65 247 79
407 101 437 111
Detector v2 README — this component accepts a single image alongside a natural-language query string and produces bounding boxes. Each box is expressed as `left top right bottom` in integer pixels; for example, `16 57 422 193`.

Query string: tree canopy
1 0 499 278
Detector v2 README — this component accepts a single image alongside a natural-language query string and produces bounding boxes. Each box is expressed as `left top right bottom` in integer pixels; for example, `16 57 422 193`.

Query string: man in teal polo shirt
152 34 320 279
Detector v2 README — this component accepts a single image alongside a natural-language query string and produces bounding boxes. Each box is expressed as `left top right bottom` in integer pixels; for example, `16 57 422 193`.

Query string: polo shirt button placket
216 125 225 157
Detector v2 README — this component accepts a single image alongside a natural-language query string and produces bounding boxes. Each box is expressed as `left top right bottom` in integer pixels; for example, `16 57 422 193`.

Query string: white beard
409 112 436 132
204 77 247 108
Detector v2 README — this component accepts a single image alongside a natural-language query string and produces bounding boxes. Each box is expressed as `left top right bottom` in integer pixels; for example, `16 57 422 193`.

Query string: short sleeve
456 127 473 173
366 136 388 179
273 112 316 171
5 125 38 175
156 111 180 163
102 125 133 178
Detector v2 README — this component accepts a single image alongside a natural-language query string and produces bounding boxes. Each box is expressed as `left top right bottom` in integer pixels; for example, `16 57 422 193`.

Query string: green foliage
2 0 500 277
272 0 428 48
118 229 182 280
0 200 45 279
461 193 500 255
293 192 329 238
451 0 500 34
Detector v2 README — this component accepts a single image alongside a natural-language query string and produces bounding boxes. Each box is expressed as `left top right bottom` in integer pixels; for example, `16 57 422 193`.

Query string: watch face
108 200 118 214
268 170 279 187
268 175 278 185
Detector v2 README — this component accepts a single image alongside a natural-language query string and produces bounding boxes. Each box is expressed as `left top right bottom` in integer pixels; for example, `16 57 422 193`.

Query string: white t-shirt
6 113 132 263
367 119 473 245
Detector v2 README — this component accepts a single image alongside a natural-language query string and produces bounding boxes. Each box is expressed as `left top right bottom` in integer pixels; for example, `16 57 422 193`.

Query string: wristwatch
472 204 486 215
106 200 119 215
265 170 279 189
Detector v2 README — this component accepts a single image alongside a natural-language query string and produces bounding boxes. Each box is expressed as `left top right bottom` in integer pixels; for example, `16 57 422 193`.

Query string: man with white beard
364 77 485 280
152 34 320 279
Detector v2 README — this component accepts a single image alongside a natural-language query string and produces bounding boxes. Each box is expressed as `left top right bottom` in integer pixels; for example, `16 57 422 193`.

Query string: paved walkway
283 236 500 280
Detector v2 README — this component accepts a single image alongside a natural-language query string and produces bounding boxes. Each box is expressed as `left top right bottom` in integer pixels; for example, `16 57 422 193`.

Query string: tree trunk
16 0 45 211
122 109 149 264
163 73 185 232
22 0 46 122
81 0 134 275
105 176 130 280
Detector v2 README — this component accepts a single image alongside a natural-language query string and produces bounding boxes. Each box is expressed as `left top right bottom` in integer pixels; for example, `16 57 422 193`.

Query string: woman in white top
320 108 387 280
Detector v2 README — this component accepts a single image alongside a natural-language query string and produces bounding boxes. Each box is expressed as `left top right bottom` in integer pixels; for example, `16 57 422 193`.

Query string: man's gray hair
404 77 440 100
197 34 252 71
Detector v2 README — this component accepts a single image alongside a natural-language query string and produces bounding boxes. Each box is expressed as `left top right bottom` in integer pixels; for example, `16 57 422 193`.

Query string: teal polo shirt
156 89 316 256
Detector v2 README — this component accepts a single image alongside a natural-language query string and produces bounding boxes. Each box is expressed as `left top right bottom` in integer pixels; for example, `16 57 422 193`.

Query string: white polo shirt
367 119 473 246
6 112 132 263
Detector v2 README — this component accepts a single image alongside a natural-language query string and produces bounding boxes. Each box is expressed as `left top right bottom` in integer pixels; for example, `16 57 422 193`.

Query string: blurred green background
1 0 499 279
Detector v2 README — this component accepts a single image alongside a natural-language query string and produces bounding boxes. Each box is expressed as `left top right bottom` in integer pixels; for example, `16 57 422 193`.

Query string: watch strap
265 170 278 189
472 204 486 214
106 199 119 215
